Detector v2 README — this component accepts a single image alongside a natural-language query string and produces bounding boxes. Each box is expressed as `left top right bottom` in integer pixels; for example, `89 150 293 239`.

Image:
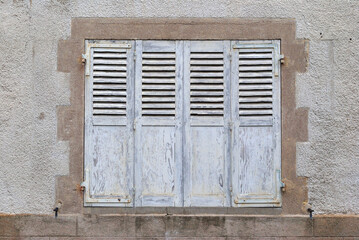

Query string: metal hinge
274 54 283 77
82 53 90 76
81 54 87 64
277 169 286 192
280 54 285 63
81 168 89 192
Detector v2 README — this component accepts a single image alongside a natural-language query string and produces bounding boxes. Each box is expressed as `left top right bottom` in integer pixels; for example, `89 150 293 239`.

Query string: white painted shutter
83 40 283 208
183 41 231 206
83 40 135 206
134 41 183 206
231 40 282 207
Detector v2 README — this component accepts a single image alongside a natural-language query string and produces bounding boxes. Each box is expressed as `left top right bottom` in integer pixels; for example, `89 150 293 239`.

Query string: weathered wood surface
84 40 282 207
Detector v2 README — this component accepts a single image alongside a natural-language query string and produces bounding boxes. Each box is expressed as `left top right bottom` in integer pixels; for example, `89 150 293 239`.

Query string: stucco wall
0 0 358 214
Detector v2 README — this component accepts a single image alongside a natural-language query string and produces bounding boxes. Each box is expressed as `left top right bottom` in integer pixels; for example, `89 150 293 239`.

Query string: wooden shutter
231 40 282 207
134 41 183 206
183 41 231 206
83 40 135 206
83 40 283 208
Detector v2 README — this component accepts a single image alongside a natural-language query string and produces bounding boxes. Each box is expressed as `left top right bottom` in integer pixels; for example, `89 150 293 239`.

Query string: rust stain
38 112 45 120
281 178 295 192
78 56 84 65
75 183 83 192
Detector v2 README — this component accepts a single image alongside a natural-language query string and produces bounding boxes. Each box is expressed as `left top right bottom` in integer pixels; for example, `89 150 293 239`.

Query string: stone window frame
57 18 308 215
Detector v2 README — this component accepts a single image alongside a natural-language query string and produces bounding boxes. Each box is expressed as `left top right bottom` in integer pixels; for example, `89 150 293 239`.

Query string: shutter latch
229 122 234 132
133 119 137 131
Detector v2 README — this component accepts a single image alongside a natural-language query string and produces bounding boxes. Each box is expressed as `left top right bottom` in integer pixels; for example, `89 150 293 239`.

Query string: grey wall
0 0 358 214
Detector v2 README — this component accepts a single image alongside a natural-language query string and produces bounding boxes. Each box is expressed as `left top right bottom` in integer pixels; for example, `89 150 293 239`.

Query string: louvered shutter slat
239 103 272 109
142 72 176 77
239 60 272 65
93 109 127 115
190 78 224 84
142 97 175 102
142 91 176 96
190 97 223 102
190 51 224 117
238 48 275 122
141 51 176 117
239 109 273 115
142 59 176 64
93 103 126 108
239 66 272 71
93 84 126 90
142 85 176 90
191 85 224 90
238 53 273 58
190 60 224 65
93 53 127 58
93 66 127 71
93 90 126 96
142 79 175 84
142 66 176 71
239 91 272 96
93 78 126 83
239 84 272 90
93 97 126 102
93 59 127 65
190 66 224 71
91 47 129 118
93 72 127 77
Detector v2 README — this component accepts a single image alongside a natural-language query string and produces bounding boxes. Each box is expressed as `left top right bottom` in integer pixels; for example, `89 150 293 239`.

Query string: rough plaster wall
0 0 358 214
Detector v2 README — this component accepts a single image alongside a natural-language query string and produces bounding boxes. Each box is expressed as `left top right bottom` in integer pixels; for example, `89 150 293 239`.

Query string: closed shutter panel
134 41 183 206
231 40 282 207
183 41 231 206
83 40 135 206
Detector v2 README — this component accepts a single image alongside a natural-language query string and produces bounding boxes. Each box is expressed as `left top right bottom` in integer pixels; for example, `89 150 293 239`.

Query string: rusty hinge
81 54 87 65
82 53 91 76
280 54 286 64
81 168 89 192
